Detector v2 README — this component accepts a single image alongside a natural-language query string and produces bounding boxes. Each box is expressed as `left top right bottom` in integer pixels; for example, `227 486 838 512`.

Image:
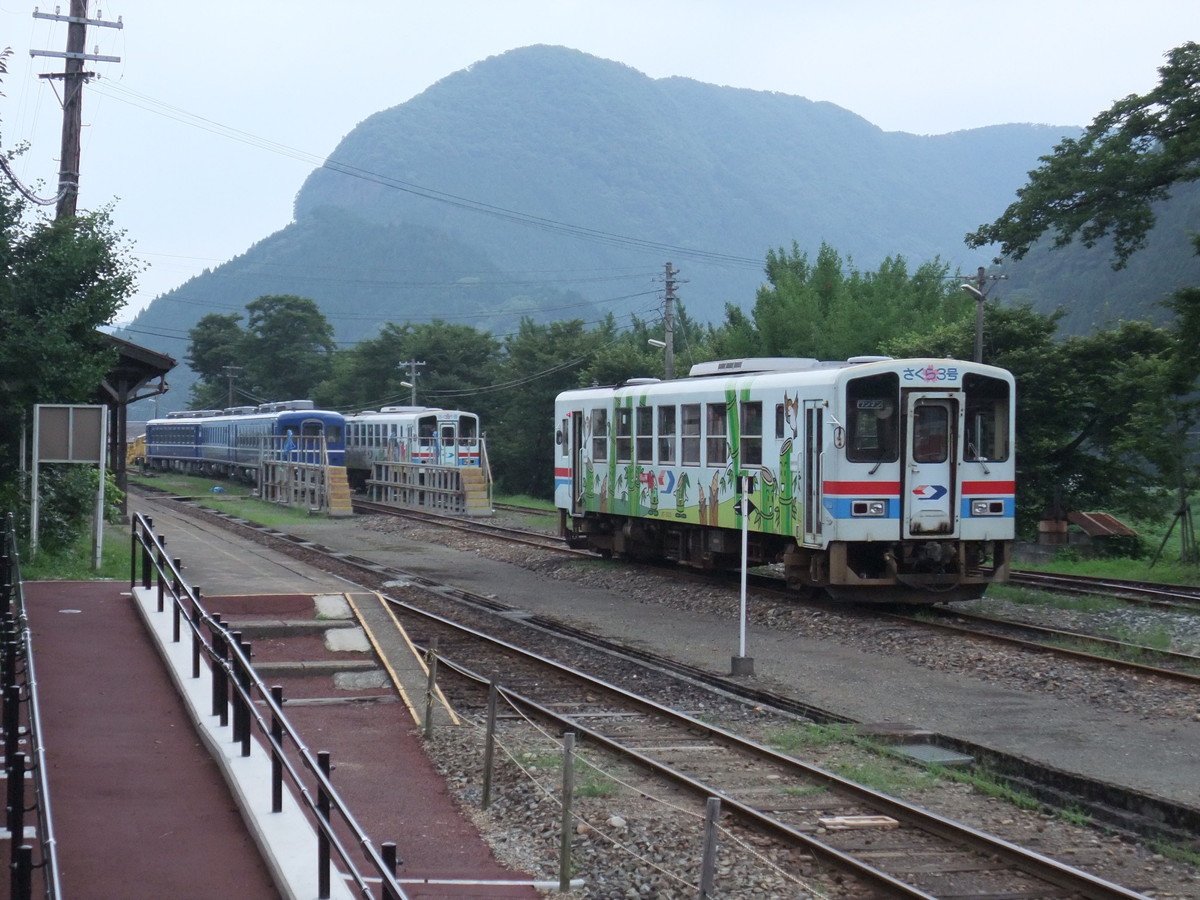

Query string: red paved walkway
18 580 279 900
11 579 544 900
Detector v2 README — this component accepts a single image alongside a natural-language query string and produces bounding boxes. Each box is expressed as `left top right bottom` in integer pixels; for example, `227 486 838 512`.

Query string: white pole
739 474 748 658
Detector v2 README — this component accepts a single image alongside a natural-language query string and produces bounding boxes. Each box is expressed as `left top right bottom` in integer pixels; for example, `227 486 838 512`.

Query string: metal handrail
130 512 409 900
2 511 63 900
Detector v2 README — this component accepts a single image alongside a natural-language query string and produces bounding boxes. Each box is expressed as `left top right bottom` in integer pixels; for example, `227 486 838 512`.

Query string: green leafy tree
490 318 605 496
243 295 335 401
184 295 336 407
0 51 141 544
315 320 500 411
184 312 246 407
966 41 1200 560
967 42 1200 269
728 242 973 359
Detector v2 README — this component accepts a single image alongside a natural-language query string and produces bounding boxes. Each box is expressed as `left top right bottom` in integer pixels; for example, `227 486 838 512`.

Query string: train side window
636 406 653 463
657 405 676 465
705 402 727 466
740 401 762 467
680 404 700 466
591 407 607 459
615 406 632 462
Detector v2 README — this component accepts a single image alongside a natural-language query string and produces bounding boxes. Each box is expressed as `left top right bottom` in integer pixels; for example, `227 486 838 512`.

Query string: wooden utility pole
31 0 123 220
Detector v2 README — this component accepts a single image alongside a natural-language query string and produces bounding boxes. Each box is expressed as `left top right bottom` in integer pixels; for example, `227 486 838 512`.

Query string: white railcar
554 357 1015 602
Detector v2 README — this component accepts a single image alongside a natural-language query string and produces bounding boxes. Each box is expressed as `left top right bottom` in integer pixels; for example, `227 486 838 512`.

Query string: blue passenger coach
145 401 346 480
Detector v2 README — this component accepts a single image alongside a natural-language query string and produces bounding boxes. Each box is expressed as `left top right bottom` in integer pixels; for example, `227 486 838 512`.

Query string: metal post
381 843 402 900
6 750 24 846
559 731 576 893
482 679 498 810
11 843 31 900
155 538 166 611
238 637 252 757
271 686 284 813
698 796 721 899
230 632 245 745
423 637 438 741
191 601 202 679
171 559 182 642
317 751 331 899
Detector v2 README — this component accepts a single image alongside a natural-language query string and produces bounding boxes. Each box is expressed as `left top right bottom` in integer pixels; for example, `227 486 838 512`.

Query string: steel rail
381 593 1151 900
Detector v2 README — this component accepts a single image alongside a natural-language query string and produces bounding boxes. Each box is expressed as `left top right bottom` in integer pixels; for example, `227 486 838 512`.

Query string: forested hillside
121 44 1198 399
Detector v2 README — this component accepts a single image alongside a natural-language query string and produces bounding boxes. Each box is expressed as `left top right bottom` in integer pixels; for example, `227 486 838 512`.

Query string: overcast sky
1 1 1196 324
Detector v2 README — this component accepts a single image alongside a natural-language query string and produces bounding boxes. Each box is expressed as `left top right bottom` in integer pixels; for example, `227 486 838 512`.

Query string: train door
803 400 823 545
439 422 457 465
903 394 957 537
569 408 585 515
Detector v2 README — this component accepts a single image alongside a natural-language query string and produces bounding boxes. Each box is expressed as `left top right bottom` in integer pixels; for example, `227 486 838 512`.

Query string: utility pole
222 366 242 407
662 262 677 379
31 0 123 220
960 266 1007 363
398 360 425 405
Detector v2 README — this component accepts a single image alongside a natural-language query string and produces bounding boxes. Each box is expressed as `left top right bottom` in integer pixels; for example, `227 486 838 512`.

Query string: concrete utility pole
223 366 242 407
31 0 123 220
960 266 1007 364
398 360 425 405
662 262 677 379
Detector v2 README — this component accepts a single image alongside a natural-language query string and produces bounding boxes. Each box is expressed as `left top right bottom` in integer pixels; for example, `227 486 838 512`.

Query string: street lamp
960 282 985 363
399 381 415 405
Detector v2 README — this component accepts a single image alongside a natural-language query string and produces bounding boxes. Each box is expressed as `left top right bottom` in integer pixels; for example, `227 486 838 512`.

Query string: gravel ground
355 512 1200 899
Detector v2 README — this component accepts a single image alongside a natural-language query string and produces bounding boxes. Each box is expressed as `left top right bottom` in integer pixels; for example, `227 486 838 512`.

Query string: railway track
138 494 1200 897
386 596 1150 899
350 498 1200 695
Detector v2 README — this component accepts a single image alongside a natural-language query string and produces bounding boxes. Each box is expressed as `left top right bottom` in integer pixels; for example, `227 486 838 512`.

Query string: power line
88 80 765 270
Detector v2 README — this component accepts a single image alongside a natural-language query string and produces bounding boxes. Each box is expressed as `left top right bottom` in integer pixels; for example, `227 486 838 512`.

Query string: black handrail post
211 618 229 726
140 535 152 591
191 600 202 679
171 560 183 643
129 526 137 588
237 636 253 758
270 686 284 813
155 539 166 612
4 683 20 775
381 842 402 900
6 750 24 849
11 843 31 900
229 632 244 744
317 750 331 899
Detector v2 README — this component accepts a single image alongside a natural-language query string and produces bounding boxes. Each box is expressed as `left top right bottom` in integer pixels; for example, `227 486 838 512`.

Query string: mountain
121 44 1197 403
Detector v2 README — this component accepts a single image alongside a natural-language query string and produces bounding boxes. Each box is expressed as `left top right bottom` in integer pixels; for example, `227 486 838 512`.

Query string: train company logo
903 365 960 383
640 470 677 493
911 484 948 500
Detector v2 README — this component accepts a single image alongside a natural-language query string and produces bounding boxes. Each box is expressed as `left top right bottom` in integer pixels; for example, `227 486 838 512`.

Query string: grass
21 525 130 581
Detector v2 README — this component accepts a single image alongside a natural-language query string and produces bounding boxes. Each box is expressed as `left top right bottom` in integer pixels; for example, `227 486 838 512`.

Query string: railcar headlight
971 499 1005 516
851 500 887 517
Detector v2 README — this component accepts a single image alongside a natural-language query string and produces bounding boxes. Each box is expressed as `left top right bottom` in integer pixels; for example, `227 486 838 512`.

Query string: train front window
912 404 949 463
845 373 899 463
964 374 1010 461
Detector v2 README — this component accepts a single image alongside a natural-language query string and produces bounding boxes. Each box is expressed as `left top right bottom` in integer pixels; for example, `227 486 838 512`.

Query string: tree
965 41 1200 561
0 50 142 543
185 295 336 407
967 42 1200 268
244 295 335 401
726 242 974 360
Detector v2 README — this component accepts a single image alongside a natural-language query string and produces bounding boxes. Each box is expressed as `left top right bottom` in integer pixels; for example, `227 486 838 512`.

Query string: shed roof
1067 511 1138 538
